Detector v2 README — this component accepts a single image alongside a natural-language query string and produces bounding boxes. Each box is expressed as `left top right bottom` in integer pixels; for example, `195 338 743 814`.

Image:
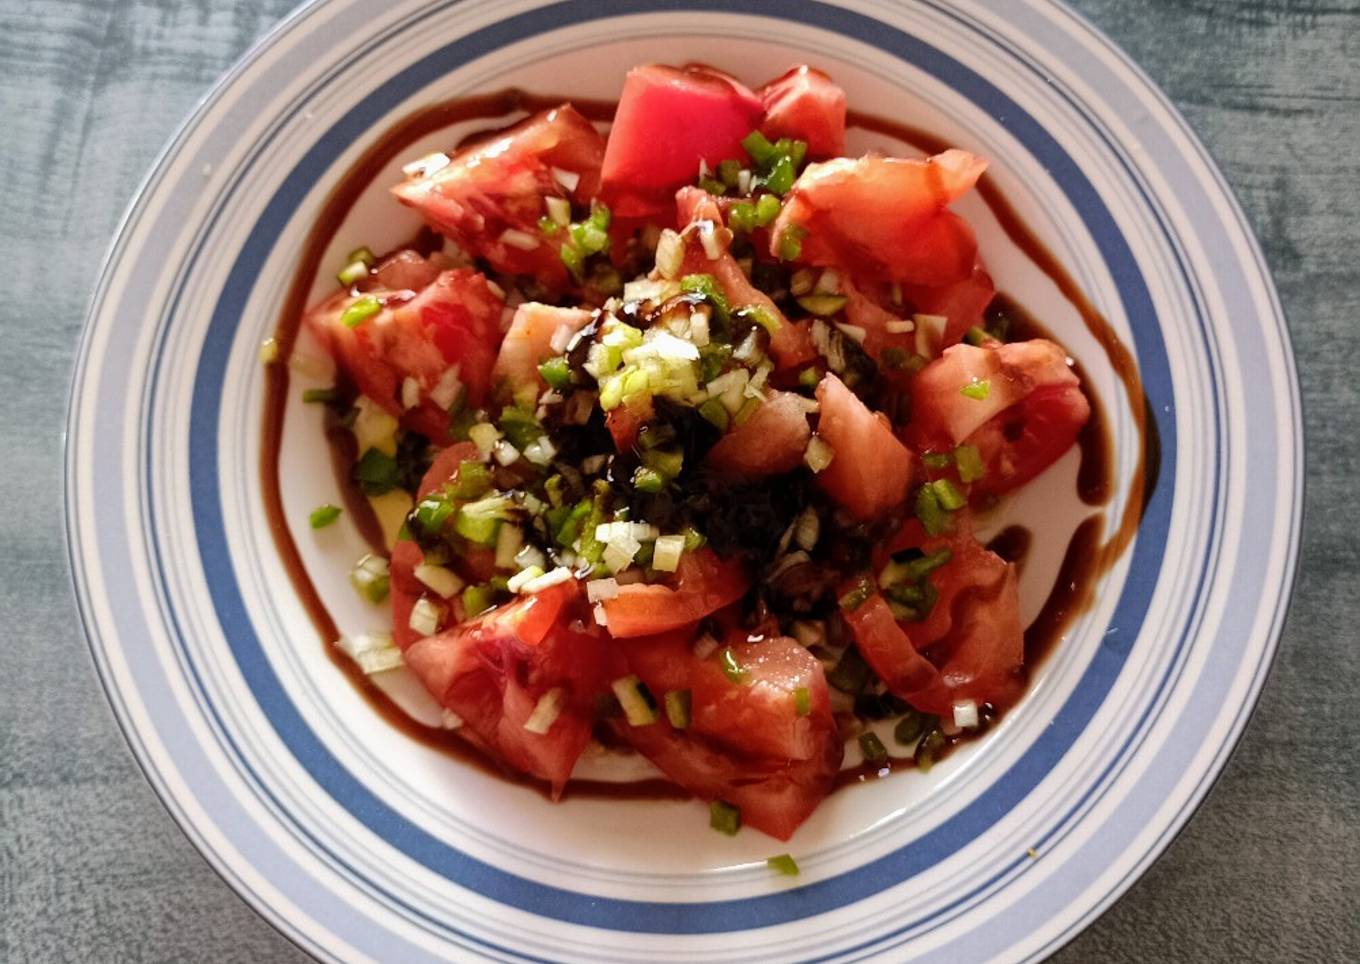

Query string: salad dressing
261 91 1157 801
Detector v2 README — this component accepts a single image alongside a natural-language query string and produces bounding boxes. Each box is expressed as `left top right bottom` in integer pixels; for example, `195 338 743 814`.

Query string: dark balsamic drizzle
260 91 1156 799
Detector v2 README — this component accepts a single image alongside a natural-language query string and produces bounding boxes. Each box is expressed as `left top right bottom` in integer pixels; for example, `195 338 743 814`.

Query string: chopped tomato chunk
492 302 593 403
601 549 749 637
813 373 913 520
707 391 812 480
758 65 846 159
601 65 763 218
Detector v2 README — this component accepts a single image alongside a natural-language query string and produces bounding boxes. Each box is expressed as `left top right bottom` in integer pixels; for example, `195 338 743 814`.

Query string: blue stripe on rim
177 0 1177 936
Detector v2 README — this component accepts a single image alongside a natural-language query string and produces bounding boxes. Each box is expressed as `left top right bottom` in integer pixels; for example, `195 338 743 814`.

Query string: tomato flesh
706 391 812 480
813 373 913 521
601 549 749 638
758 65 846 159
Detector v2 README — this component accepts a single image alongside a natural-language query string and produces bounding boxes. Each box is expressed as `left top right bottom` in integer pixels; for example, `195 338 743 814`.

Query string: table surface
3 1 1357 961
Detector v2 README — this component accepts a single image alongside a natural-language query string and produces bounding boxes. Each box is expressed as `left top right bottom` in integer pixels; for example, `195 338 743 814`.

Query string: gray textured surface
2 0 1356 961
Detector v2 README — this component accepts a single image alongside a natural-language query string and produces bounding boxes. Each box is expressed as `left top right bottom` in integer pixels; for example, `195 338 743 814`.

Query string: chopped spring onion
611 675 658 726
930 478 967 511
537 356 572 390
455 495 511 545
664 689 692 729
301 387 337 404
345 245 376 266
718 648 748 685
894 711 929 745
884 319 916 335
586 577 620 602
258 337 279 365
349 553 390 604
797 294 848 317
414 562 465 598
596 521 660 543
793 686 812 717
915 485 953 537
493 439 520 466
952 699 980 730
506 565 545 593
461 583 495 617
341 296 382 329
499 228 540 251
400 376 421 410
960 377 991 401
699 175 727 196
335 633 403 675
408 597 444 636
804 436 835 473
913 313 948 358
733 396 761 426
954 443 985 483
859 731 889 764
467 422 501 458
777 224 807 261
683 526 707 551
451 460 492 499
309 504 341 529
655 229 684 279
916 728 947 772
512 542 548 573
964 325 991 346
652 534 685 573
495 524 525 570
522 436 557 466
544 195 572 227
550 167 580 192
767 854 800 876
336 259 370 286
838 578 874 612
834 322 867 344
755 192 782 224
717 158 742 187
602 534 642 574
921 451 952 470
520 566 573 594
352 396 399 454
353 447 400 495
698 397 729 430
692 633 720 660
709 800 742 836
430 367 464 410
522 688 566 735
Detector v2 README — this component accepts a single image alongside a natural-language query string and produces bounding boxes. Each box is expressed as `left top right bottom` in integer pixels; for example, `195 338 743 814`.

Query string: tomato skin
392 105 605 285
842 594 954 716
674 187 790 328
902 265 996 349
770 151 986 285
613 630 841 840
706 391 812 480
605 404 648 453
492 302 593 402
601 65 764 218
305 264 505 436
404 580 620 794
813 374 913 521
600 549 749 638
909 339 1089 495
768 319 818 371
758 65 846 159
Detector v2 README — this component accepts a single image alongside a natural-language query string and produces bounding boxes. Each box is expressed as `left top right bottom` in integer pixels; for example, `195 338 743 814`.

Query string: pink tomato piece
492 302 593 403
392 105 605 285
706 391 812 480
758 65 847 159
813 373 913 521
601 549 750 638
601 65 764 218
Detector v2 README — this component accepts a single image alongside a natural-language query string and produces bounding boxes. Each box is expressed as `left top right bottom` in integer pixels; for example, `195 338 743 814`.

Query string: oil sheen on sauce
262 91 1159 798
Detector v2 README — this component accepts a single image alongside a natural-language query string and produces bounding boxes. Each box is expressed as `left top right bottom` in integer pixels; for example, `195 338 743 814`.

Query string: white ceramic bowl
67 2 1301 960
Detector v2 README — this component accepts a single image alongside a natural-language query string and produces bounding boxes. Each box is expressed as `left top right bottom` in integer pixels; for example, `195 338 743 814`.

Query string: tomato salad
301 64 1091 842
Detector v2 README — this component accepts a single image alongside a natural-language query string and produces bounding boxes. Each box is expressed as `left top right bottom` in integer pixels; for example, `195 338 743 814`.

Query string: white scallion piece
545 195 571 226
736 169 753 194
499 228 540 251
513 543 547 572
467 422 501 458
595 521 660 544
914 313 948 358
586 577 620 602
652 535 685 573
414 563 464 599
689 310 710 346
258 337 278 364
953 699 980 730
521 566 573 593
551 167 580 192
522 687 566 734
430 365 463 410
335 632 403 675
484 278 507 301
495 524 525 570
835 322 868 345
692 633 720 660
408 598 445 637
885 319 916 335
593 603 609 627
611 675 658 726
522 436 557 466
506 565 546 594
791 620 826 648
493 439 520 466
790 269 815 296
400 376 421 410
815 269 841 294
794 507 821 551
699 221 722 260
352 395 399 455
655 229 684 279
804 436 835 473
580 454 607 474
602 537 641 574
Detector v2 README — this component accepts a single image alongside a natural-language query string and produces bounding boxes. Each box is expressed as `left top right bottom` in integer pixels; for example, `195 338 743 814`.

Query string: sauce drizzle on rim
260 91 1157 799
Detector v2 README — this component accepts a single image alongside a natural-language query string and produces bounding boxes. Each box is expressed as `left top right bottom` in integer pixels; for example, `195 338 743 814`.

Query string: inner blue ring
184 0 1178 935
